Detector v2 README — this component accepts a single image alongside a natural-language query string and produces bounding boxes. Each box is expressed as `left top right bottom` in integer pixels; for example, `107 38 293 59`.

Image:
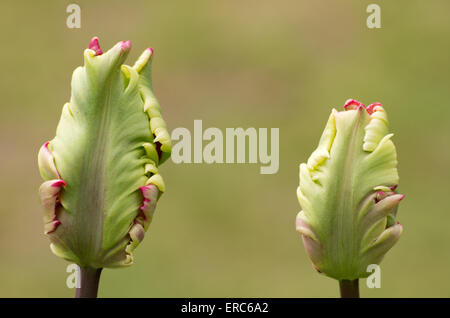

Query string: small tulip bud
296 99 404 281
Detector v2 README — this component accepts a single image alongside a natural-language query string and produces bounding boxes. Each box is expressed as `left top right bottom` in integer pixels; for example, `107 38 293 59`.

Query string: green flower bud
296 99 404 280
37 37 171 268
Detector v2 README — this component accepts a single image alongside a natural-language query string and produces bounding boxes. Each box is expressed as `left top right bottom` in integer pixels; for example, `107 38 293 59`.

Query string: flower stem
339 279 359 298
76 267 102 298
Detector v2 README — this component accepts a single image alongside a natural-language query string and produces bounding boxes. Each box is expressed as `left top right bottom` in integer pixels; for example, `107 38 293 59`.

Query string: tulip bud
296 99 404 281
37 37 171 269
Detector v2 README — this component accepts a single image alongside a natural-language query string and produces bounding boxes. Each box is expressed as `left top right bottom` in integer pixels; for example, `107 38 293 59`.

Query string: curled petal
144 162 159 176
38 142 60 180
44 220 61 235
39 179 65 234
343 99 365 110
146 174 165 193
362 194 404 226
306 111 336 170
363 104 389 152
143 142 160 164
362 223 403 263
296 211 324 269
366 102 383 115
136 184 159 230
124 223 146 264
132 47 154 73
134 47 172 164
302 235 323 273
296 211 318 241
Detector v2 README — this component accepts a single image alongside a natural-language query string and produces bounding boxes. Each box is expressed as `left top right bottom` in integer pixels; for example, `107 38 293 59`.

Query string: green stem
339 279 359 298
76 267 102 298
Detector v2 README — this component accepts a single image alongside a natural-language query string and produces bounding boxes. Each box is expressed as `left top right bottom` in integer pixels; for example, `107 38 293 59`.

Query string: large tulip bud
37 37 171 270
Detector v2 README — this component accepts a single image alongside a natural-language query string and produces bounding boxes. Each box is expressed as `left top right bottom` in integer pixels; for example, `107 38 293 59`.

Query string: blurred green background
0 0 449 297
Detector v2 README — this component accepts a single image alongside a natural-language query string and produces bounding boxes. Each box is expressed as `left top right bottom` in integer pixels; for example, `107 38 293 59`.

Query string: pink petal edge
138 185 154 216
51 180 66 187
88 37 103 56
366 102 383 115
121 40 132 52
344 99 365 110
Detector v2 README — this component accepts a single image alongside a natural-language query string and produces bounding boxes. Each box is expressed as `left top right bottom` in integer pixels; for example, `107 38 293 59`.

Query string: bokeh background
1 0 449 297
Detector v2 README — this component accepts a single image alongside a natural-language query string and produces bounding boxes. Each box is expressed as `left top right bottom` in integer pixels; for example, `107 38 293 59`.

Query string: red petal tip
51 180 66 187
146 47 154 54
46 220 61 234
366 102 383 115
88 37 103 56
120 40 132 52
139 184 151 191
343 99 365 110
375 190 388 202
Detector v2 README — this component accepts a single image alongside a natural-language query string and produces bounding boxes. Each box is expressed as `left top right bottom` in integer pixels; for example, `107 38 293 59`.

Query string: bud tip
344 99 365 110
120 40 132 52
88 37 103 56
366 102 383 115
